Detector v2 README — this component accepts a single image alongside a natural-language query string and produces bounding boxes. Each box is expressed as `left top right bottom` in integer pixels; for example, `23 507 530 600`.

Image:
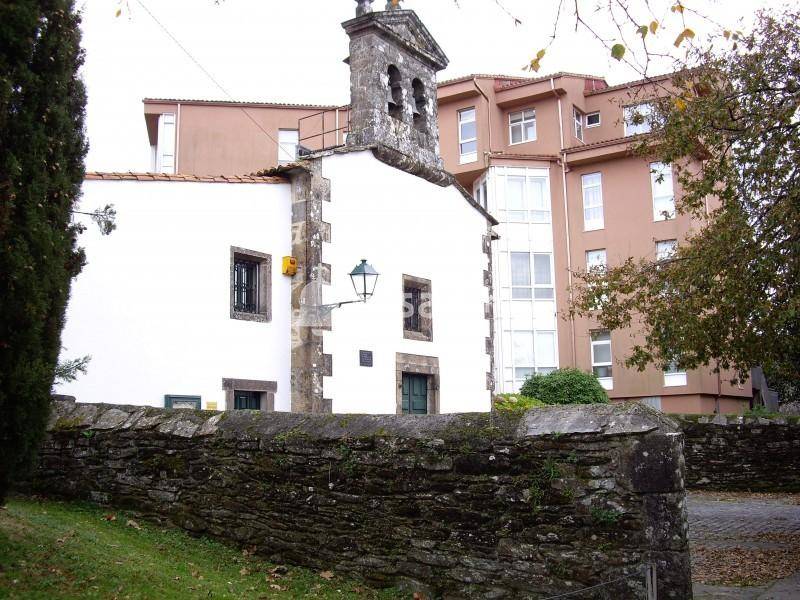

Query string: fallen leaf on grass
126 519 141 530
319 570 334 580
103 514 117 521
270 583 286 590
239 567 250 576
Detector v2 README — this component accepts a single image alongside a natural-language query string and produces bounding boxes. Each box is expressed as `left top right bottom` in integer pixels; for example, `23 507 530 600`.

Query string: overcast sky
79 0 785 173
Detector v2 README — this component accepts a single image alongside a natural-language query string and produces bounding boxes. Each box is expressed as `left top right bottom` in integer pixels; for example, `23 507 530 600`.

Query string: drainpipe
175 102 181 174
552 77 578 367
473 78 493 167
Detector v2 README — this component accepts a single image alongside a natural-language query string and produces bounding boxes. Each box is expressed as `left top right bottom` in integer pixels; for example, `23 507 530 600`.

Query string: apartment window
651 162 675 220
573 107 584 141
535 331 557 374
586 249 607 272
474 177 488 210
664 362 687 387
507 174 550 223
581 173 604 230
510 252 553 300
458 107 477 163
586 111 601 128
510 330 558 390
656 239 677 262
641 396 662 410
233 390 261 410
155 113 176 174
230 247 271 322
278 129 299 164
509 108 536 144
591 330 613 390
624 102 653 136
402 274 432 341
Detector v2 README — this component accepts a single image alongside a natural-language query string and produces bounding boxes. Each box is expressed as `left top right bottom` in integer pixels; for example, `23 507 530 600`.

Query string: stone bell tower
343 0 449 170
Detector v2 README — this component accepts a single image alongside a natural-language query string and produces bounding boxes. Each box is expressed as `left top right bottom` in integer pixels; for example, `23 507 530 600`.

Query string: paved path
688 493 800 600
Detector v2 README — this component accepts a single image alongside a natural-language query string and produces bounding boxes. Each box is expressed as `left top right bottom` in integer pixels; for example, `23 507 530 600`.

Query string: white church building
57 2 497 414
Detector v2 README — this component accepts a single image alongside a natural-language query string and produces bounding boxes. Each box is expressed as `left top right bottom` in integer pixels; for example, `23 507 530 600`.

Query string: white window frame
586 249 607 272
278 129 299 164
573 106 584 141
586 111 601 128
473 175 488 211
591 330 613 390
664 363 687 387
510 252 554 301
509 108 536 145
581 172 604 231
458 107 477 164
624 102 653 136
505 172 550 224
641 396 662 410
655 239 677 262
651 162 675 221
156 112 176 174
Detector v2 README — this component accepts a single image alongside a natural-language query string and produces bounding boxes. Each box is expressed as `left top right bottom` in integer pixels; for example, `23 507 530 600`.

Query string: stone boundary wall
27 401 692 599
677 414 800 492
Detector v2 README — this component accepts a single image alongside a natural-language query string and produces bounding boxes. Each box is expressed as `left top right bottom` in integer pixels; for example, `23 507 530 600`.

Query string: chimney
343 0 449 170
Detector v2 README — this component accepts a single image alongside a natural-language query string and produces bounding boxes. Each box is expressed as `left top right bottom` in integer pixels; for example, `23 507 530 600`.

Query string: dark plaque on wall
359 350 373 367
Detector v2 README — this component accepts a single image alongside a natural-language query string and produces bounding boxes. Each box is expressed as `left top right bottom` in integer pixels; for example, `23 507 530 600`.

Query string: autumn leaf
114 8 121 17
319 570 335 580
102 514 116 521
637 25 649 38
649 20 659 34
611 43 626 61
126 519 141 530
674 28 696 47
671 2 684 13
536 48 546 60
239 567 250 576
673 97 688 111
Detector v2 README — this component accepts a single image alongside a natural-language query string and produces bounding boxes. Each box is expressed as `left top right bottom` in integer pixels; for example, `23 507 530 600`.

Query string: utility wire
133 0 298 162
541 564 647 599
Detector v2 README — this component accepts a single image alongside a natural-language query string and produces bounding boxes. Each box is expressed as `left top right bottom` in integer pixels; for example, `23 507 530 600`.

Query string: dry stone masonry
28 400 693 598
678 413 800 492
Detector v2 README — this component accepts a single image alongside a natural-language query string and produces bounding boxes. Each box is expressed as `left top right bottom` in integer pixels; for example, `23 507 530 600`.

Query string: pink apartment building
142 70 752 414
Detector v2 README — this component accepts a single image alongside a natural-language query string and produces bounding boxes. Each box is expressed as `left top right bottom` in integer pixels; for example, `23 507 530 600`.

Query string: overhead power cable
134 0 298 161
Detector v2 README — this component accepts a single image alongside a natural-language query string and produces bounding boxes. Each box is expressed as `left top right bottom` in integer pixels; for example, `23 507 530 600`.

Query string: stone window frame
402 274 433 342
222 378 276 412
395 353 439 415
230 246 271 323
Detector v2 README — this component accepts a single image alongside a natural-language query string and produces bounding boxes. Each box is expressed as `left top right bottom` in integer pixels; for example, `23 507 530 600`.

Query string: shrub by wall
678 413 800 492
520 368 608 405
27 401 692 599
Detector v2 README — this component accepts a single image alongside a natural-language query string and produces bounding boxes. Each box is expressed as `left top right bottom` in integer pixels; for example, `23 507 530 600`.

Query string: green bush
519 368 609 405
493 393 545 413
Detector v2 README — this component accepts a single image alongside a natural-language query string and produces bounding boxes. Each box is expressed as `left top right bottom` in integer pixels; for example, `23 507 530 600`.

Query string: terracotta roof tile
84 172 288 184
143 98 341 111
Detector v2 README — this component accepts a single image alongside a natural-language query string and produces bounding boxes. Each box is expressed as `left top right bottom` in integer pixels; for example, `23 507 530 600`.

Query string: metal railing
298 106 350 154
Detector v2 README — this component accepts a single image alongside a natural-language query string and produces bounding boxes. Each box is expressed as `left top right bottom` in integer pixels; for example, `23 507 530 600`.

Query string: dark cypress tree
0 0 88 503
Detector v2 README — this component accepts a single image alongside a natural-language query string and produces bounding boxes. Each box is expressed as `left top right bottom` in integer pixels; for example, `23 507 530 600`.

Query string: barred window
230 247 271 323
233 259 259 314
402 274 432 342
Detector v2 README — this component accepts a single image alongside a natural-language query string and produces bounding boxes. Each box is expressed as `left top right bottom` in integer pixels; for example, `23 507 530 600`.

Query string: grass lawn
0 497 403 599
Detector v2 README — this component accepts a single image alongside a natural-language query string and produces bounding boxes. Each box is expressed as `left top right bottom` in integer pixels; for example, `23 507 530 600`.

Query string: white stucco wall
320 151 492 414
56 179 293 410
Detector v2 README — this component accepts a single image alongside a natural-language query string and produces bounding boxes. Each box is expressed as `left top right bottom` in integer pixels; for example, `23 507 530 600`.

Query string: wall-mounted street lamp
319 259 379 313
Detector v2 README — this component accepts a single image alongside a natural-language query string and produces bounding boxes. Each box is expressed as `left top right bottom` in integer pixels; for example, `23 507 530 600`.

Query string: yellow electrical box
282 256 298 276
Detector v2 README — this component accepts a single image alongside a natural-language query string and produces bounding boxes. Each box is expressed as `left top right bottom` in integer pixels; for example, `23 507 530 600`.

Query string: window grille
233 259 258 313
